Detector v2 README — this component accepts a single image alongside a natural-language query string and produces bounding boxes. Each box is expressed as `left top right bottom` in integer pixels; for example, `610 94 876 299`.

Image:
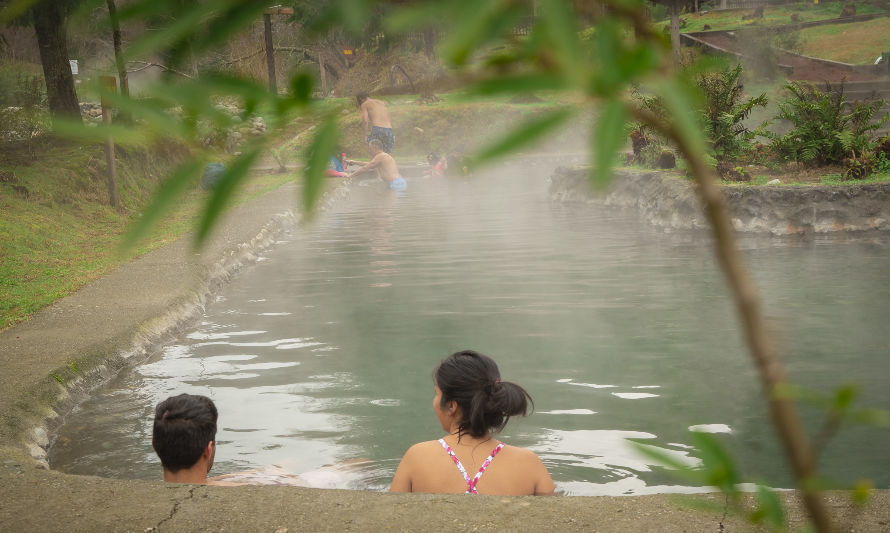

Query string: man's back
373 151 400 182
362 98 392 129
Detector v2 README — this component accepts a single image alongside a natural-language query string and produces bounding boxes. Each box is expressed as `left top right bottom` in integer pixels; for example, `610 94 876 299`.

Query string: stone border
549 167 890 235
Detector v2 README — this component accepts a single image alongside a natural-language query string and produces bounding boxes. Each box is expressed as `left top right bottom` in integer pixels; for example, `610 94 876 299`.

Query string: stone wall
549 167 890 235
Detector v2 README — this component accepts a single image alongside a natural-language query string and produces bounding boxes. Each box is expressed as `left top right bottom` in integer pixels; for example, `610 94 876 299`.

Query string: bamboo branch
630 104 833 532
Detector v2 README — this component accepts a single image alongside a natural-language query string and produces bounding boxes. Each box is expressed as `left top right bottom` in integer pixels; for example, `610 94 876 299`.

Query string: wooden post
99 75 119 208
319 54 327 97
263 13 276 94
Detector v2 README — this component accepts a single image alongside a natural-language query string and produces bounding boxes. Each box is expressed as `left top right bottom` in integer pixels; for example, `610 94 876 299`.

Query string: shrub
0 74 49 143
697 64 768 164
768 81 887 166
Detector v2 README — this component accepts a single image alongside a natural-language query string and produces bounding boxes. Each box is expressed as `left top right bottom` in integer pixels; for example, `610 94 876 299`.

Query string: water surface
50 163 890 495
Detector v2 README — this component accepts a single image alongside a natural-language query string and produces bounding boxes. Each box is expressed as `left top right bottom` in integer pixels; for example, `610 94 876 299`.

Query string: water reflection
533 429 701 495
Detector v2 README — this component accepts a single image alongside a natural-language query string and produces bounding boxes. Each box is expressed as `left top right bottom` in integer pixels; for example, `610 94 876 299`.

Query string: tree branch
629 104 833 532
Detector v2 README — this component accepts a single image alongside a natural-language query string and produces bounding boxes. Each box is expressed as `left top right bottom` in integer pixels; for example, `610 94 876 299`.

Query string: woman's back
389 349 555 496
392 437 553 495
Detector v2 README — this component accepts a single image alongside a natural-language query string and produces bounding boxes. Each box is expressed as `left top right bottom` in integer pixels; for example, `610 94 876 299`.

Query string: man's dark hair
152 394 218 472
356 91 369 106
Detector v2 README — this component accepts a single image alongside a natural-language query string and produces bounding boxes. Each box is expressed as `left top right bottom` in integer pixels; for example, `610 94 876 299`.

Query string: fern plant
769 81 887 166
697 64 768 163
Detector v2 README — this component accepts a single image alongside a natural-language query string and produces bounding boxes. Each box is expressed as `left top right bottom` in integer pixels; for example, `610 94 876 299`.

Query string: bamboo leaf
656 78 707 155
191 2 268 57
441 0 524 66
121 1 219 62
751 485 785 529
690 431 739 494
302 116 339 215
121 157 206 251
195 146 262 246
538 0 583 73
470 109 572 167
51 117 151 146
289 72 314 107
0 0 39 24
384 1 452 32
336 0 371 36
591 100 627 190
467 74 569 96
628 439 706 484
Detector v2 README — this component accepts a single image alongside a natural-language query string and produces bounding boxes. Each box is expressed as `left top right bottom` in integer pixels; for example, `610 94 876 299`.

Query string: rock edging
549 167 890 235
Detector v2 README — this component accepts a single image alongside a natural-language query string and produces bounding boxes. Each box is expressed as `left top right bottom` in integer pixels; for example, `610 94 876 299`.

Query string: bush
0 74 49 143
768 81 887 166
697 64 768 163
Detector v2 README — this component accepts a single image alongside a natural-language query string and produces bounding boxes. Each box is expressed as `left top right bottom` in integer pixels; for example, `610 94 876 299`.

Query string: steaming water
50 162 890 495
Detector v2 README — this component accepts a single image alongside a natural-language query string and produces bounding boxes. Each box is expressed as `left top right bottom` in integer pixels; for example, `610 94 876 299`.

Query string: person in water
152 393 359 487
346 139 407 190
152 393 243 485
390 350 555 495
356 91 394 154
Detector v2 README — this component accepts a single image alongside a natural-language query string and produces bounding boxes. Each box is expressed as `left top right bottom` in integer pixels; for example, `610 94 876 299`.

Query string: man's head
152 394 218 474
368 138 384 154
356 91 369 107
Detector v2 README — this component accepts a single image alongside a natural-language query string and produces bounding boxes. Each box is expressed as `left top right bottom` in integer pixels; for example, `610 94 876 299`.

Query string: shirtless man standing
356 92 395 154
346 139 406 190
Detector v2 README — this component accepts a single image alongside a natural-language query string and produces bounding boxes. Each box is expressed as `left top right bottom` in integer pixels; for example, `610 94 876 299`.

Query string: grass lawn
0 139 297 330
797 16 890 63
725 171 890 186
660 1 887 33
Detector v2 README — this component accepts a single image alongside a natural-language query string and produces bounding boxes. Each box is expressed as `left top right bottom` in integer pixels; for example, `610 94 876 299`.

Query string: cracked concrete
1 174 888 531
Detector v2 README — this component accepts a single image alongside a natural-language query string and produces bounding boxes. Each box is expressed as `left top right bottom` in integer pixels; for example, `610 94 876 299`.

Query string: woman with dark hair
390 350 555 495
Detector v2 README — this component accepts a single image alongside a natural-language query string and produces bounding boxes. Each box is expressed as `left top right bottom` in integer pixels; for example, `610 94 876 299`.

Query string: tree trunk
422 28 437 60
106 0 128 97
32 1 80 118
669 0 682 66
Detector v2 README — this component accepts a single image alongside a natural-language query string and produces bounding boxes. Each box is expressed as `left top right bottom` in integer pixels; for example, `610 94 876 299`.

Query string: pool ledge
550 167 890 235
1 175 887 531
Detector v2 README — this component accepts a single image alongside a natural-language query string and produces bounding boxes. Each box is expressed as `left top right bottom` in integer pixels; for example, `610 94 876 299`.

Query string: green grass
797 16 890 63
725 171 890 186
660 1 887 33
0 138 297 330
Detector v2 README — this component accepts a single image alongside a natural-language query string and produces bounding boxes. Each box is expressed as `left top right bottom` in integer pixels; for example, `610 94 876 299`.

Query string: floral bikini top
437 438 506 494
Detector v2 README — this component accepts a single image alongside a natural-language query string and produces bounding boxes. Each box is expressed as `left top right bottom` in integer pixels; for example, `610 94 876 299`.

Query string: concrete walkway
1 178 887 532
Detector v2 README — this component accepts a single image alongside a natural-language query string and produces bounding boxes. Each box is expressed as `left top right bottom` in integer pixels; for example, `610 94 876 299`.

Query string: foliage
634 382 887 532
874 148 890 175
769 81 887 166
697 64 768 163
0 73 49 143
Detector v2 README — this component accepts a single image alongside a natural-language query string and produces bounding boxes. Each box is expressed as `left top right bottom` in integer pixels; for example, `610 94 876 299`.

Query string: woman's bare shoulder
403 439 445 456
501 444 541 459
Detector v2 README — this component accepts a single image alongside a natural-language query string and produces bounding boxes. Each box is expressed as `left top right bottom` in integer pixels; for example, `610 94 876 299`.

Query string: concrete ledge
550 167 890 235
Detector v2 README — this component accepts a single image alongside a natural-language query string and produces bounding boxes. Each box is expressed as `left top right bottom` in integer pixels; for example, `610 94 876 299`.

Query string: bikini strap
438 439 506 494
466 443 506 494
438 438 472 491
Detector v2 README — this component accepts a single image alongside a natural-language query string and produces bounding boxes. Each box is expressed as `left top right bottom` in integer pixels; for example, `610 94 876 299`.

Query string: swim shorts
367 126 395 154
389 177 407 190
